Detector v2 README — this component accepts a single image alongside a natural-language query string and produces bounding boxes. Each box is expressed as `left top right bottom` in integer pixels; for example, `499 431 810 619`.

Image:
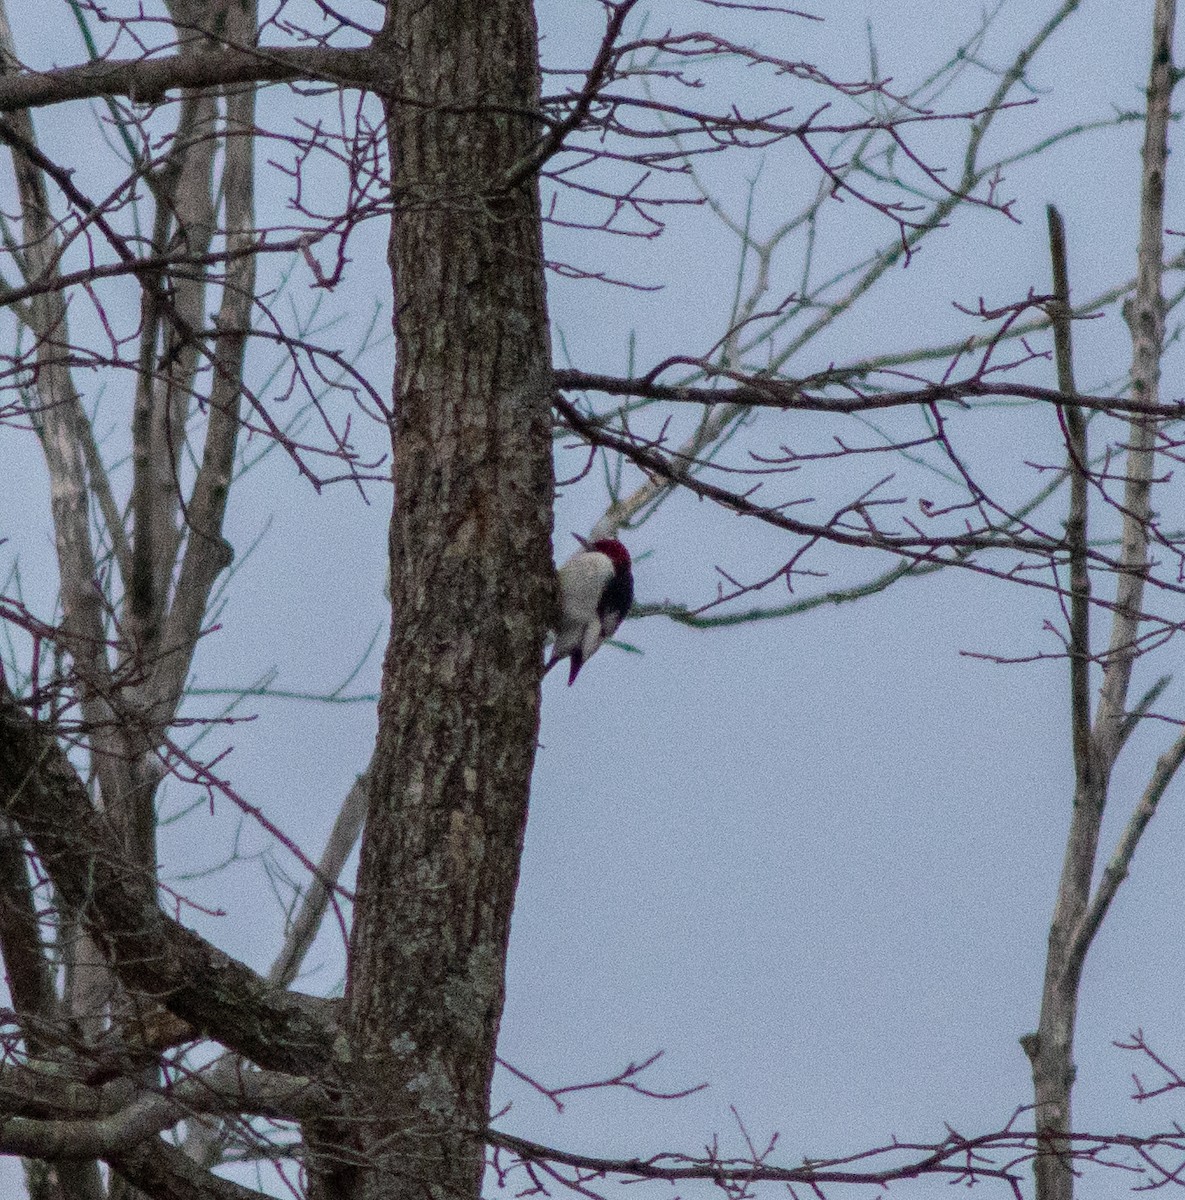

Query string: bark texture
342 2 554 1198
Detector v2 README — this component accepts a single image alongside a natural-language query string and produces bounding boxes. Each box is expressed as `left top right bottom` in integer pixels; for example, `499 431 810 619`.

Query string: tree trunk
339 2 554 1198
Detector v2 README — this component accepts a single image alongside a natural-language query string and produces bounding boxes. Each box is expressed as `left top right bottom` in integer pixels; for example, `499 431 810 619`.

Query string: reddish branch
486 1120 1185 1198
556 395 1094 570
554 367 1185 421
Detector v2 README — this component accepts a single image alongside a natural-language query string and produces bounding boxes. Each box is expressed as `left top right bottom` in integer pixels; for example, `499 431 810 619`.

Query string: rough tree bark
340 2 555 1199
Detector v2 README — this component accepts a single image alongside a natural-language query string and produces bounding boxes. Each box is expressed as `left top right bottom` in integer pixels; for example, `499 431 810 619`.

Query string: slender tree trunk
1025 6 1177 1200
339 2 554 1198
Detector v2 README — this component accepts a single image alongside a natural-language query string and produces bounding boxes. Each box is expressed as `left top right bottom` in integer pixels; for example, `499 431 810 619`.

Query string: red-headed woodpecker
545 536 634 685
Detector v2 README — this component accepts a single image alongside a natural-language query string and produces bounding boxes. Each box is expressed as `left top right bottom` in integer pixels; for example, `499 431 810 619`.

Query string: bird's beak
573 533 592 550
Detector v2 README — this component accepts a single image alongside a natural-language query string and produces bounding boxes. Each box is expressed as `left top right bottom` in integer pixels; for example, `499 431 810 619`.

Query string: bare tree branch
1046 206 1093 795
0 46 375 115
1073 724 1185 966
147 19 257 728
0 676 336 1078
108 1137 276 1200
556 368 1185 421
0 817 58 1039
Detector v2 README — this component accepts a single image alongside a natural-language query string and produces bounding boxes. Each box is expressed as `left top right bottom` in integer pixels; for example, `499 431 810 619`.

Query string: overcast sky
2 2 1183 1197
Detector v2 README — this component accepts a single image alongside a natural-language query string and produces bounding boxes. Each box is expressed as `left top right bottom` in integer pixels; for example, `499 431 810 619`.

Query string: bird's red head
589 538 631 570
